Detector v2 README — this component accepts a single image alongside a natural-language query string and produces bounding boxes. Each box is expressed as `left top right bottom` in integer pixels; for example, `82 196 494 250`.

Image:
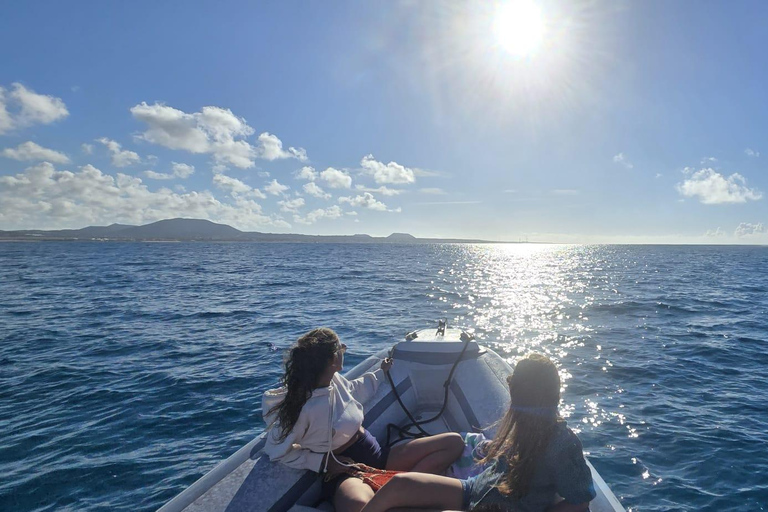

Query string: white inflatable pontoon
158 327 625 512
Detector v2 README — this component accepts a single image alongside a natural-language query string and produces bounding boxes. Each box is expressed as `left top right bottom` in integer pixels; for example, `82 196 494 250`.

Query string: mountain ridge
0 218 498 244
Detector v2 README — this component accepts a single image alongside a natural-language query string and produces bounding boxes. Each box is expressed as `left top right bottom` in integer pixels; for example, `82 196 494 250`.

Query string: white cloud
294 205 344 225
296 166 317 181
143 170 174 180
338 192 389 211
413 167 444 178
418 187 447 195
320 167 352 189
254 132 308 162
97 137 140 167
360 154 415 185
676 168 762 204
212 173 266 199
0 90 11 134
257 171 270 178
143 162 195 181
265 179 289 196
171 162 195 178
130 102 256 169
303 181 331 199
278 197 305 212
356 185 403 196
0 162 288 230
701 157 717 164
745 148 760 158
613 152 634 169
0 83 69 134
81 143 94 155
735 222 765 237
705 227 726 237
2 141 70 164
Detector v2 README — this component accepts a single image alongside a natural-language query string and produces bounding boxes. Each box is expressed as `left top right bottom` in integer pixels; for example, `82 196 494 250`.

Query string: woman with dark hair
358 354 596 512
262 328 464 512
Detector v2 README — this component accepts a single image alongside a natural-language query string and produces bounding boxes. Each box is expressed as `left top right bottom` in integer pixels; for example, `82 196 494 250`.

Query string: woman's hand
324 455 357 477
380 357 394 373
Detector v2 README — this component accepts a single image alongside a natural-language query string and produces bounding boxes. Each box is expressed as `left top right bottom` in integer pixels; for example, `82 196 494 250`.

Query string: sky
1 0 767 243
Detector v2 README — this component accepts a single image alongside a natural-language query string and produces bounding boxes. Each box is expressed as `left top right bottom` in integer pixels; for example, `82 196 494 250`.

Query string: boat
158 326 626 512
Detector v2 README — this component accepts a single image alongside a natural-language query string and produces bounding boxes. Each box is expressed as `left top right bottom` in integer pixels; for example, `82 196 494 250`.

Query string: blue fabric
460 421 596 511
320 429 390 499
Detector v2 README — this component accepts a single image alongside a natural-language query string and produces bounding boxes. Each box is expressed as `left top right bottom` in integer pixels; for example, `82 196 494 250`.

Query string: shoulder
547 421 585 458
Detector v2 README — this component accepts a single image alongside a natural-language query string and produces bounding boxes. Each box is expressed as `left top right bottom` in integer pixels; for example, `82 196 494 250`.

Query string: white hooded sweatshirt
261 368 384 472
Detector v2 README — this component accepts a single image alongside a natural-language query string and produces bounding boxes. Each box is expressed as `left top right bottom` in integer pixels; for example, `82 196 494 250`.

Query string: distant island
0 218 499 244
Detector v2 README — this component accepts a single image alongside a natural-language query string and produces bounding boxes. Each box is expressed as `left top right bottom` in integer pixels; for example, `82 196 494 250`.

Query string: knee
444 432 465 455
385 473 414 492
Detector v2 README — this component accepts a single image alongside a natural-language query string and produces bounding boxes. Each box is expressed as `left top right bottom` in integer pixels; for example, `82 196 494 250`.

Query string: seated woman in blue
359 354 596 512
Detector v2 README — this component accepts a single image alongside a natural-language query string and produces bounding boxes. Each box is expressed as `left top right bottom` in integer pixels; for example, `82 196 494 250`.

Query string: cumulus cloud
745 148 760 158
253 132 308 161
735 222 765 237
294 205 344 225
320 167 352 189
143 162 195 181
130 102 256 169
296 166 318 181
97 137 140 167
212 173 266 199
613 152 633 169
303 181 331 199
338 192 389 211
171 162 194 178
676 168 762 204
2 141 70 164
360 154 415 185
278 197 305 212
81 143 94 155
0 162 288 230
0 83 69 134
265 179 289 196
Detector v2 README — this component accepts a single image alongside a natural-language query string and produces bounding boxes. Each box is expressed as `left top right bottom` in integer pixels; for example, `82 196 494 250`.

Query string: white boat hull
158 329 625 512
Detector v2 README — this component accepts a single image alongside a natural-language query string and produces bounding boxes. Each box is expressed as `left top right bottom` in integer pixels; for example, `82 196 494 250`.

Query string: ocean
1 242 766 511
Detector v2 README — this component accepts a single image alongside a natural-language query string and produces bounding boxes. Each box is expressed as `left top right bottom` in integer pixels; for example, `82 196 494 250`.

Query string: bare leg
335 477 376 512
359 473 464 512
386 433 464 474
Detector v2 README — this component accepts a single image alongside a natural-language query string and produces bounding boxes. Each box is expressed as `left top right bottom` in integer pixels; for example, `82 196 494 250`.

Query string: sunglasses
337 343 347 354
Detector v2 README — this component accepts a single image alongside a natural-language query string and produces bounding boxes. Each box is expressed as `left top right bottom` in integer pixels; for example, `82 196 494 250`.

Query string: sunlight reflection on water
426 244 629 438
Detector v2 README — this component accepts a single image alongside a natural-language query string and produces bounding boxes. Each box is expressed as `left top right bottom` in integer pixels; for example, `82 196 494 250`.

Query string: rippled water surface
1 242 767 511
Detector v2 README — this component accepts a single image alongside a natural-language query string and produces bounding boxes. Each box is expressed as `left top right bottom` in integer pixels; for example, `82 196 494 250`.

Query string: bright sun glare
493 0 545 57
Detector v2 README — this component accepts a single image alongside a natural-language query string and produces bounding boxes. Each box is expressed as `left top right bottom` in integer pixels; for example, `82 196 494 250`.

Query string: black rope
384 331 474 448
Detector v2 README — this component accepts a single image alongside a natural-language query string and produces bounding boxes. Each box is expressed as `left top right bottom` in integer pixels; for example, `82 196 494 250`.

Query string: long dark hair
268 327 341 441
481 353 561 498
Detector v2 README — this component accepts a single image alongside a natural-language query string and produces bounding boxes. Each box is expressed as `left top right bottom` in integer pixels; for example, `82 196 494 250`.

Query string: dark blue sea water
1 242 767 512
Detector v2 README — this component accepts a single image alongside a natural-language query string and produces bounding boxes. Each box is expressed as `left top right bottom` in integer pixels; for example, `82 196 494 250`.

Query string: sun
493 0 546 58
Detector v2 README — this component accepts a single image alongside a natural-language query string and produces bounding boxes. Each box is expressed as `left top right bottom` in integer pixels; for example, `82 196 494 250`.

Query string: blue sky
1 0 767 243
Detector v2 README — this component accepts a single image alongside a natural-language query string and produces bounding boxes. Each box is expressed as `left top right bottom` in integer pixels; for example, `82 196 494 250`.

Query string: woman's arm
345 366 386 404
